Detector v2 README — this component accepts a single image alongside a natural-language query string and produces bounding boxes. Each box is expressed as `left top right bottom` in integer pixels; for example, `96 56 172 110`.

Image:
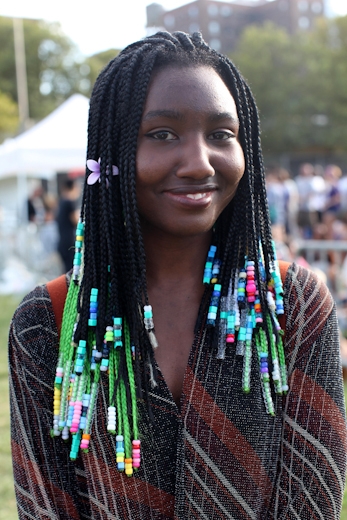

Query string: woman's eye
208 131 234 140
148 131 177 140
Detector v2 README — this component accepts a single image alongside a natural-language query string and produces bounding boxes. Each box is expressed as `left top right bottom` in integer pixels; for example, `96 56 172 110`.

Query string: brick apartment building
146 0 325 54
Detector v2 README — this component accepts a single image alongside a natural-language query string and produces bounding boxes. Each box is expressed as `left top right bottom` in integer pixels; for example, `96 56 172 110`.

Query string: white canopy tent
0 93 89 225
0 94 90 285
0 93 89 178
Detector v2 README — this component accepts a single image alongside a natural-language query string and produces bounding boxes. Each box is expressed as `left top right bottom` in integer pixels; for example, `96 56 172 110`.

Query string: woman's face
136 65 245 238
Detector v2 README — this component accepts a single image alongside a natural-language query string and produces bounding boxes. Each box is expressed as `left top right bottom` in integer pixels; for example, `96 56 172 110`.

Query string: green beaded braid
124 321 139 441
256 326 275 416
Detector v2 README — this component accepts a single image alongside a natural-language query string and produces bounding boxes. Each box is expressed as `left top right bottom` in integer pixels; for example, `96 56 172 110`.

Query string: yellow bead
211 277 217 283
76 235 84 241
116 456 124 463
125 467 133 476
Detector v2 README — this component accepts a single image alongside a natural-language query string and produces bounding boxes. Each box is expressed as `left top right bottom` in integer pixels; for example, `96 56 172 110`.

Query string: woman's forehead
143 65 238 118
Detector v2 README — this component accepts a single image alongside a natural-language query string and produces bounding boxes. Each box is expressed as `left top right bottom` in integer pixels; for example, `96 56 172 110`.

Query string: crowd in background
266 162 347 353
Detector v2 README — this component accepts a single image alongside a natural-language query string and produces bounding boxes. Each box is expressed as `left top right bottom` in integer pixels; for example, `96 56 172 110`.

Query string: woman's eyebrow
207 112 240 125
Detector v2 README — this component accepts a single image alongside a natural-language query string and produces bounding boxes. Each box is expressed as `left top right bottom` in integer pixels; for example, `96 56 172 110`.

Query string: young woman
9 31 346 519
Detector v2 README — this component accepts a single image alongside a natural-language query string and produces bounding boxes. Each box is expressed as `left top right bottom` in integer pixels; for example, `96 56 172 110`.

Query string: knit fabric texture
9 263 347 519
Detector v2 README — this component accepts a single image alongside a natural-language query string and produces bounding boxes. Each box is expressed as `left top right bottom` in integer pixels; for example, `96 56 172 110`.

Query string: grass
0 294 21 520
1 294 347 519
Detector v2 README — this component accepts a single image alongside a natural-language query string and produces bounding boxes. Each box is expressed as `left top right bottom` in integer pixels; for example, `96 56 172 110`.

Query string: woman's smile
136 65 245 238
163 184 217 206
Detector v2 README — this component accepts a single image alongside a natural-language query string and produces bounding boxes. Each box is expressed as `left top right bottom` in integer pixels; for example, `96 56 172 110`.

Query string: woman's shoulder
283 260 334 314
281 261 336 362
9 275 68 357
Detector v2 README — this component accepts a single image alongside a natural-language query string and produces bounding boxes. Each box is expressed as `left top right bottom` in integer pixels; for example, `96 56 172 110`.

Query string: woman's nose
175 136 215 179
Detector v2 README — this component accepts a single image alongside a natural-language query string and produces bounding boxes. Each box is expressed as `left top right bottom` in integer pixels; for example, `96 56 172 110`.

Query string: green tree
231 23 298 154
0 16 89 123
0 90 18 141
231 18 347 155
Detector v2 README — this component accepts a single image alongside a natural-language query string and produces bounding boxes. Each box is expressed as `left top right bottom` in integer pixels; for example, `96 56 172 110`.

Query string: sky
0 0 346 56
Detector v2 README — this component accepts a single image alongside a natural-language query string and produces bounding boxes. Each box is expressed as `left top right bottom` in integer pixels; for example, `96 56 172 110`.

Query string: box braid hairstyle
53 31 287 471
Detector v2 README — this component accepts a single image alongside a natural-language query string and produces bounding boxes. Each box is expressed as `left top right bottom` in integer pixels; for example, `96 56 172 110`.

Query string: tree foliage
231 17 347 155
0 90 18 141
0 16 88 124
0 16 121 141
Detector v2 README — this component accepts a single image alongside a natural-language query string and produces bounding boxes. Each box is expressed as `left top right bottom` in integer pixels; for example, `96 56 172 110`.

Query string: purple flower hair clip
86 159 119 186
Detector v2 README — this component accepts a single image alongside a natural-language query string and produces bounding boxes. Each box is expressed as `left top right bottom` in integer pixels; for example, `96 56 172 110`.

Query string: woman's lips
164 190 215 207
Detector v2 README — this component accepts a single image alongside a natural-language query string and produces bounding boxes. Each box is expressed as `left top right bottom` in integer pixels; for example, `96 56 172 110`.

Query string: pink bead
226 337 235 343
132 449 140 456
246 283 256 292
132 459 141 468
255 317 263 323
247 296 255 302
80 441 89 449
132 440 141 447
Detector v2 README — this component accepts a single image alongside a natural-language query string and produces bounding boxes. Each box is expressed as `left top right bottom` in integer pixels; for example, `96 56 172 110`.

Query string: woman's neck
143 228 212 287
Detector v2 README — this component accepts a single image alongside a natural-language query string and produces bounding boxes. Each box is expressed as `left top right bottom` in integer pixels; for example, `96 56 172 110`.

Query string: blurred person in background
26 184 45 225
295 162 320 238
338 168 347 221
265 165 288 231
56 178 81 273
8 31 346 519
278 167 299 239
323 164 342 238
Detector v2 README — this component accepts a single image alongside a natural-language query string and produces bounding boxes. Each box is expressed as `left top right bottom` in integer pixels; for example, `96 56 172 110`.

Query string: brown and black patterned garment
9 263 347 519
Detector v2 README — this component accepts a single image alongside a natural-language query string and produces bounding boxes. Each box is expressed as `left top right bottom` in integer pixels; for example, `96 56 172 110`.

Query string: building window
208 4 219 17
311 1 322 13
189 22 200 33
298 0 309 11
210 38 221 51
188 5 199 18
164 14 175 29
220 5 232 17
208 21 220 35
298 16 310 29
